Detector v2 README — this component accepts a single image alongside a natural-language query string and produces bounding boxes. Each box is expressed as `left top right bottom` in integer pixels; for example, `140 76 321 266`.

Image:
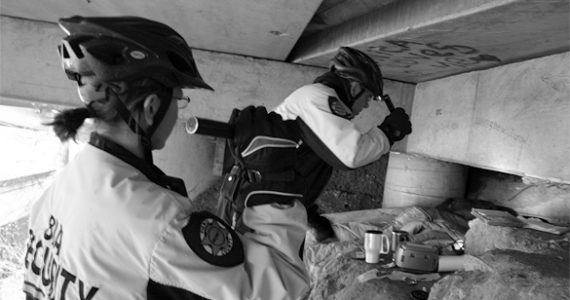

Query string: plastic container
382 152 468 208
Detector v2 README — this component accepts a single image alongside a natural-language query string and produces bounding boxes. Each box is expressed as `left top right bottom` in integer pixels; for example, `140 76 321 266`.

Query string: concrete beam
290 0 570 83
1 0 322 60
407 52 570 183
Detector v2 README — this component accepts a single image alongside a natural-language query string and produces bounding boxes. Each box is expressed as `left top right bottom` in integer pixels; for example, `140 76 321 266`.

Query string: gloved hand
378 107 412 145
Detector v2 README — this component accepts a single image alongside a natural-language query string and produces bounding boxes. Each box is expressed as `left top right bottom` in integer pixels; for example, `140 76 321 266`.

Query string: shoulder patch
328 96 353 119
183 211 244 267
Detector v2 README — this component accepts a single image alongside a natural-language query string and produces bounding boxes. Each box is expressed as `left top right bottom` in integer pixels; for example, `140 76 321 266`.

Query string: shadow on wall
466 168 570 225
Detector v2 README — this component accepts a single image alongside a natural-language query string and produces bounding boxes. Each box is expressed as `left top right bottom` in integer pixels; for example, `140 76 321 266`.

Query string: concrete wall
407 51 570 184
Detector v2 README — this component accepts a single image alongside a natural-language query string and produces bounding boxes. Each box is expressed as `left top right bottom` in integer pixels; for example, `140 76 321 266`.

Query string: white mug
364 230 390 263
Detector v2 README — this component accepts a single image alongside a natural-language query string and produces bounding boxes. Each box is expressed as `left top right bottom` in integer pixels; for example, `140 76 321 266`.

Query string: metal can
391 230 410 252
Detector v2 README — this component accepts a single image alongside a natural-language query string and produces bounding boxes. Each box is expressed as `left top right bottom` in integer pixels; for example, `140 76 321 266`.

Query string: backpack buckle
246 169 262 183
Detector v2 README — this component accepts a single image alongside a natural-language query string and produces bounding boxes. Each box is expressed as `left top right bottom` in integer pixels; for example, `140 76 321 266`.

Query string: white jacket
23 134 309 300
273 83 391 169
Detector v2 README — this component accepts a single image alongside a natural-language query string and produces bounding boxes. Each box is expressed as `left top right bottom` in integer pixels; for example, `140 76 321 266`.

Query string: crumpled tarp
302 198 505 300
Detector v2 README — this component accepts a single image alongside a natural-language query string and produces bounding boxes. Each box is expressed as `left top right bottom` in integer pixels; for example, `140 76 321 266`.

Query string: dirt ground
0 217 27 300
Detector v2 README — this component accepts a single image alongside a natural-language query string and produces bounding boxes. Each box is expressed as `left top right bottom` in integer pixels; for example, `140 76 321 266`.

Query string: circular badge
183 211 244 267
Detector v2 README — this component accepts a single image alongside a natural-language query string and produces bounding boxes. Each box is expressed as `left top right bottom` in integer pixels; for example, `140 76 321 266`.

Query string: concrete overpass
0 0 568 221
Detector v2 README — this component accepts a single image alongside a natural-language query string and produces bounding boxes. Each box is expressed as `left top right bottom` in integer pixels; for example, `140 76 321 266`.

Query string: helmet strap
108 86 173 164
140 88 173 164
112 94 153 162
140 135 154 164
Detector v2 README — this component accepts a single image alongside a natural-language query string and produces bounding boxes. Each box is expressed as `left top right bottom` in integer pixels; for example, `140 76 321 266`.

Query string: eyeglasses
175 95 191 109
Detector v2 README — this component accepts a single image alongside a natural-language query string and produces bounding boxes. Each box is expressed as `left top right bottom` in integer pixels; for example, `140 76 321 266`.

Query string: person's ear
142 94 160 126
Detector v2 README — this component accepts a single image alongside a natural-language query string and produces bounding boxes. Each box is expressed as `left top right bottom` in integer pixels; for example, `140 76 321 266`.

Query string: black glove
378 107 412 145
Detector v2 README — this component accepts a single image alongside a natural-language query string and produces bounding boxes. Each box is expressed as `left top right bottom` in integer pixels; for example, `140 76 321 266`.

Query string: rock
465 218 569 256
429 249 569 300
428 218 570 299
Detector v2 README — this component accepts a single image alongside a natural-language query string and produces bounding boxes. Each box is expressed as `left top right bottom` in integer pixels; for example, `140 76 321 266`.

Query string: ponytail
47 77 170 142
45 107 93 142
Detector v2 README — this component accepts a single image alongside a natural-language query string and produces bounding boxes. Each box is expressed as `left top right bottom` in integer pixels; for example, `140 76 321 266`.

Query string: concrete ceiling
0 0 568 83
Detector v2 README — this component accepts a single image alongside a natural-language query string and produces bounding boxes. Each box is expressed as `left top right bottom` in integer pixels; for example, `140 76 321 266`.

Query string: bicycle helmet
58 15 213 90
330 47 383 97
57 16 213 164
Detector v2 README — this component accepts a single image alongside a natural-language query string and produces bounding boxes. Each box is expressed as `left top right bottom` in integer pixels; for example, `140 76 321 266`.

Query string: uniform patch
183 211 244 267
328 96 353 119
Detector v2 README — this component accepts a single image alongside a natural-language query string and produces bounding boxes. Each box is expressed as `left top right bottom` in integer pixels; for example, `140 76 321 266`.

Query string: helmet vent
57 16 211 89
67 36 94 59
58 45 70 59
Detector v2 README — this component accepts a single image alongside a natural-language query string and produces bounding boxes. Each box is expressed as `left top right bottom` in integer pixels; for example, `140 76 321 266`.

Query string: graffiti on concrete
474 117 527 144
367 40 501 73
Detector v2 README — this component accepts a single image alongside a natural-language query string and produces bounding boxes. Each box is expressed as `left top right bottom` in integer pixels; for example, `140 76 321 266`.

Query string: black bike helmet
57 16 213 164
330 47 383 97
58 15 213 90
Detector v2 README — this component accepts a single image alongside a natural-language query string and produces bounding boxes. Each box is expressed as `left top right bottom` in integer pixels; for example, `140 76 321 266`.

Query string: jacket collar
88 132 188 197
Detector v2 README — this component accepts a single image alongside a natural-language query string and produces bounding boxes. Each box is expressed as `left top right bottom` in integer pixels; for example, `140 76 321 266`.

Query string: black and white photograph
0 1 569 299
